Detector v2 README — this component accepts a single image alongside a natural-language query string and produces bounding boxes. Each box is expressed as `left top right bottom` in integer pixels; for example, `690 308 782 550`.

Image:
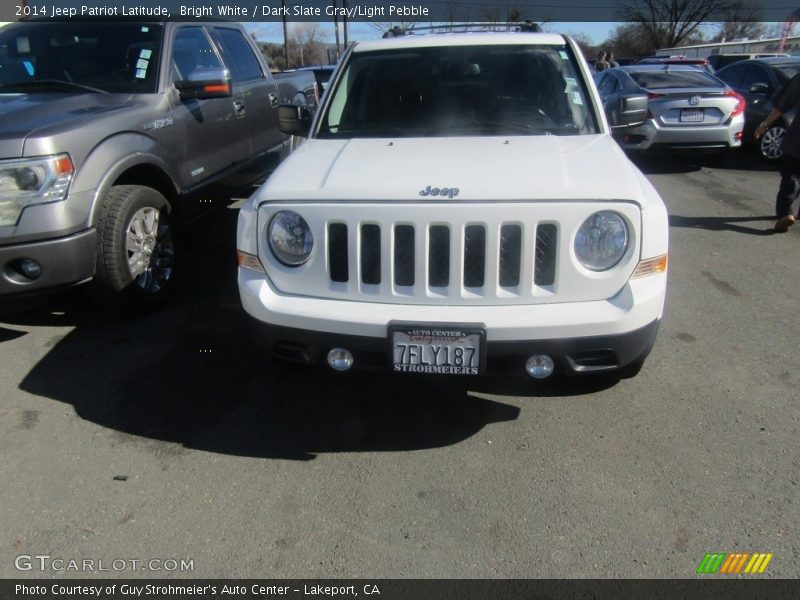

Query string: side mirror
609 94 648 129
749 82 771 94
279 104 312 136
174 68 232 100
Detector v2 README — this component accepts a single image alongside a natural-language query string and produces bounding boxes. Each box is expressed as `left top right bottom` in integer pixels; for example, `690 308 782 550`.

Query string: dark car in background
595 65 745 156
706 53 789 71
715 57 800 161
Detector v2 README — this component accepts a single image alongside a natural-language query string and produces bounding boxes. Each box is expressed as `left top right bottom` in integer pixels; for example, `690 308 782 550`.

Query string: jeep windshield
318 44 599 138
0 22 163 94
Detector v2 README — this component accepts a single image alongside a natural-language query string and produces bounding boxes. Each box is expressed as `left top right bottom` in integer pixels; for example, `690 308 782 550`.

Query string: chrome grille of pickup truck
326 221 558 292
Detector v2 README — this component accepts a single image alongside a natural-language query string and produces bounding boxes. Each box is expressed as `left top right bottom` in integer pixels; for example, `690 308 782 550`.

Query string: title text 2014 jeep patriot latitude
0 20 310 309
237 32 669 380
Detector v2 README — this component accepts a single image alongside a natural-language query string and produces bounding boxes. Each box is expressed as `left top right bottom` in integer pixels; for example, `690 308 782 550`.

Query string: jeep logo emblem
419 185 460 198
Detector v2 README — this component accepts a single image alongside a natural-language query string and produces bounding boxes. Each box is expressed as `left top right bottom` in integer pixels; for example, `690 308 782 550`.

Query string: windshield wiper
1 79 109 94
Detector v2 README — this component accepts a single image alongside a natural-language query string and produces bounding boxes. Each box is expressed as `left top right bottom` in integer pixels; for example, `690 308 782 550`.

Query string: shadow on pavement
629 148 779 175
669 214 777 236
1 206 616 460
0 326 26 343
630 153 702 175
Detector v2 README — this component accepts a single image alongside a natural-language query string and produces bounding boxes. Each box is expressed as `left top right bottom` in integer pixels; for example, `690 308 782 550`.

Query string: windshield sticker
23 61 34 76
564 77 577 89
136 59 149 70
572 91 583 105
141 27 149 33
559 50 568 60
135 68 147 79
16 37 31 54
140 49 152 60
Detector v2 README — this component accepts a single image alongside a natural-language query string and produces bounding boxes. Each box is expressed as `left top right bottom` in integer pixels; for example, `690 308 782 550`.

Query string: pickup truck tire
91 185 176 310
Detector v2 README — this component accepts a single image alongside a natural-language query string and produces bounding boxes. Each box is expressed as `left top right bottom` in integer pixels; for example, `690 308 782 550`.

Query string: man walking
755 72 800 232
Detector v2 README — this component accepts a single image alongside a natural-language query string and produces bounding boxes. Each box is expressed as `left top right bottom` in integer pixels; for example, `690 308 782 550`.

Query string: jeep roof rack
383 21 542 38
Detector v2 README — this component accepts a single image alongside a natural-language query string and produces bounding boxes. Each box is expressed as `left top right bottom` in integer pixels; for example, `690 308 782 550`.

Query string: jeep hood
261 135 650 204
0 93 133 158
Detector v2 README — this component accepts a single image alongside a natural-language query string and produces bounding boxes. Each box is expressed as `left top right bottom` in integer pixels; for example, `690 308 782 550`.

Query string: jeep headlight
0 154 74 226
574 211 629 271
268 210 314 266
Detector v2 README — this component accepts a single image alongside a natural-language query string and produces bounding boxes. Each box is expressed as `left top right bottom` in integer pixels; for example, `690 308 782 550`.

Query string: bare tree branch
620 0 741 49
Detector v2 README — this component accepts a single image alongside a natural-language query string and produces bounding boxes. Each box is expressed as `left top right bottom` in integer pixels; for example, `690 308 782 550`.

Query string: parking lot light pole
282 0 289 68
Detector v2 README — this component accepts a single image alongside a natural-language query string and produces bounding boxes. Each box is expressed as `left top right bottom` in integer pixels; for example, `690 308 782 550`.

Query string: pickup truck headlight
0 154 74 226
574 211 629 271
268 210 314 266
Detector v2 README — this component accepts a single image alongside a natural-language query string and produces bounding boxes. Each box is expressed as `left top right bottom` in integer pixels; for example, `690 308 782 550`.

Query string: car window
0 22 163 93
628 70 722 89
172 27 223 81
740 65 771 91
716 63 747 89
319 44 599 138
211 27 263 83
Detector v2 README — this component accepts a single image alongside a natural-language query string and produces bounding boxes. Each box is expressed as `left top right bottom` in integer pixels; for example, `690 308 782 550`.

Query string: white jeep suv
237 32 668 379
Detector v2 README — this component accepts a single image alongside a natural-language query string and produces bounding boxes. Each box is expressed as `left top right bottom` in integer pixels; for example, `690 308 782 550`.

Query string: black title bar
2 1 797 23
4 579 800 600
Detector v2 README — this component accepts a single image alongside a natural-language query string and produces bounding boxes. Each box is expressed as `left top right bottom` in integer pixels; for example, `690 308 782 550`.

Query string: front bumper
239 269 666 375
248 318 660 376
0 229 97 296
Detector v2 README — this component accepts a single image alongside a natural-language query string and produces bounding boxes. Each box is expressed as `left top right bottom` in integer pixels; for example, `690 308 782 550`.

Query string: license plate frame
680 108 704 123
389 323 486 375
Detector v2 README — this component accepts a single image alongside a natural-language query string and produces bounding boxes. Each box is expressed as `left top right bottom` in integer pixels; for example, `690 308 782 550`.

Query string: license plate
390 325 485 375
680 109 704 122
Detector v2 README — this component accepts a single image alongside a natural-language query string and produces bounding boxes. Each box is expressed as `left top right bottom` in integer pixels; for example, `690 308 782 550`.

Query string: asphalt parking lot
1 150 798 579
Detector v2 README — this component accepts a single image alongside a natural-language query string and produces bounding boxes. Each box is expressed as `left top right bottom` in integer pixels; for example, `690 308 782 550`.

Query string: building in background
657 35 800 58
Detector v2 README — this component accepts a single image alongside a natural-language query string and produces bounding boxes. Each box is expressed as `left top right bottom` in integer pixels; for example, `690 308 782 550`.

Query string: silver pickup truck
0 20 314 310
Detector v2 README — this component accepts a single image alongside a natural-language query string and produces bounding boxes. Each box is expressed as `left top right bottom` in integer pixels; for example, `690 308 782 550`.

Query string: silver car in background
595 65 745 155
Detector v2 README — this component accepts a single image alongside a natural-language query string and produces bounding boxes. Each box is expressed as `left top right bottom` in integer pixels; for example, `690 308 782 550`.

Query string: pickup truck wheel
92 185 176 310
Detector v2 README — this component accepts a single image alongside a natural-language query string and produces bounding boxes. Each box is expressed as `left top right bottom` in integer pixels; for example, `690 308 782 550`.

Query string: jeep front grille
535 223 557 286
261 202 641 306
326 221 558 292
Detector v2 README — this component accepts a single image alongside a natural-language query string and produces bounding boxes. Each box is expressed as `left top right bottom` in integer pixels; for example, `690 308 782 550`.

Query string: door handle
268 93 279 108
233 100 246 117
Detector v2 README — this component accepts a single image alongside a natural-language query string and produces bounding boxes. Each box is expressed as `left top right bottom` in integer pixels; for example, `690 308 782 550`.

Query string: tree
710 0 765 42
619 0 738 50
563 31 599 59
261 42 287 72
480 3 523 30
289 22 329 67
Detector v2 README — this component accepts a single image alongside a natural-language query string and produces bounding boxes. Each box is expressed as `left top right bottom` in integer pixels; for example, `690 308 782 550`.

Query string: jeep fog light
575 211 628 271
268 211 313 266
327 348 353 371
526 355 555 379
